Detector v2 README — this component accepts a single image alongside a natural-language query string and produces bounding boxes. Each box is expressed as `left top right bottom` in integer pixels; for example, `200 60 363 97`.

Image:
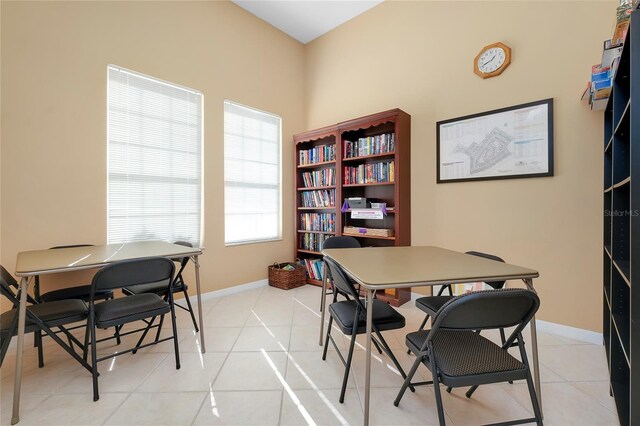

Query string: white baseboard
410 291 603 345
535 319 603 345
176 278 269 304
183 279 268 303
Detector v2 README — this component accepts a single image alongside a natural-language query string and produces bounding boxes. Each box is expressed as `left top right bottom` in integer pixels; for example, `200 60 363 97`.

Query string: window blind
224 100 281 245
107 65 203 246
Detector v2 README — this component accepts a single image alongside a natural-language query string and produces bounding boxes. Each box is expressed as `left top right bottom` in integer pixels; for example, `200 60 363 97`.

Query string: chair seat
406 329 526 386
0 299 88 332
122 279 184 296
415 295 454 316
329 299 405 334
41 285 113 303
94 293 170 328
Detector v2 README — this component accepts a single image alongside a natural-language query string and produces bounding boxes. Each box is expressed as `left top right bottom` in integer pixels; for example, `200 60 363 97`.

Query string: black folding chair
85 257 180 401
322 257 412 403
34 245 114 303
394 289 543 426
321 236 361 309
33 245 120 347
0 265 91 373
122 241 199 337
411 251 509 351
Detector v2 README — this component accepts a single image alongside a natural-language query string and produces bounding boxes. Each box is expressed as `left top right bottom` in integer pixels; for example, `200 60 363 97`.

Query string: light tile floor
0 284 619 425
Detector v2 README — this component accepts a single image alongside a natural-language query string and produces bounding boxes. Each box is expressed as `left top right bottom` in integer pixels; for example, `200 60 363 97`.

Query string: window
224 100 281 245
107 65 203 246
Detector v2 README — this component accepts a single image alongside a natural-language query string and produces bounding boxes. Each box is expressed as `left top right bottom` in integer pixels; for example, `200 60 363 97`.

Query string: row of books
344 161 395 185
298 144 336 166
301 168 335 188
298 232 330 252
299 257 324 281
343 133 395 158
299 212 336 232
300 189 335 208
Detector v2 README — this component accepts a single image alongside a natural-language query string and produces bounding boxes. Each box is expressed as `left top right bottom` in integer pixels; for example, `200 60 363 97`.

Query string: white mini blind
224 100 281 245
107 65 203 246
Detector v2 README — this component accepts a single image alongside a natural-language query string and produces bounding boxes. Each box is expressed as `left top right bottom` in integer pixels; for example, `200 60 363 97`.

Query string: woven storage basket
268 262 306 290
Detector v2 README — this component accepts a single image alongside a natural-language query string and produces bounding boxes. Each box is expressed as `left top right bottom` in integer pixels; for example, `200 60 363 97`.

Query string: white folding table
10 241 205 424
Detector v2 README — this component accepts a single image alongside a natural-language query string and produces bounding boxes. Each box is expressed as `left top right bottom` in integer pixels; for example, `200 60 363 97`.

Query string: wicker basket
268 262 306 290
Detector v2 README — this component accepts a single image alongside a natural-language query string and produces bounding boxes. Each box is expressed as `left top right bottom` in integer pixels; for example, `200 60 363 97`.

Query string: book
601 44 624 69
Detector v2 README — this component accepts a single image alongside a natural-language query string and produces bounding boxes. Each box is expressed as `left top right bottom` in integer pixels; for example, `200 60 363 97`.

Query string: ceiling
231 0 384 44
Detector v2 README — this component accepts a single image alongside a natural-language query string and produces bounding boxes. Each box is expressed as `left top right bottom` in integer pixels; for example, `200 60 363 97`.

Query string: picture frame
436 98 554 183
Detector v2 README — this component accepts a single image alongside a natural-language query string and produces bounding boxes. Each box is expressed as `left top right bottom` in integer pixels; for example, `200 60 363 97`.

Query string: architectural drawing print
454 127 512 175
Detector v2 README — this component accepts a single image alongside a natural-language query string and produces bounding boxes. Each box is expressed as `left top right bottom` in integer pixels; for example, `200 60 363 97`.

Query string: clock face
477 47 506 74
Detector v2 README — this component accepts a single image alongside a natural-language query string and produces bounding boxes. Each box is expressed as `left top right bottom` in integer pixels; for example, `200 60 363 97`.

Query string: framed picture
436 98 554 183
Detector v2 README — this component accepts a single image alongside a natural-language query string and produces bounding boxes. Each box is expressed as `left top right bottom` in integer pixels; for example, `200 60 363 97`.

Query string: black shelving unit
603 8 638 426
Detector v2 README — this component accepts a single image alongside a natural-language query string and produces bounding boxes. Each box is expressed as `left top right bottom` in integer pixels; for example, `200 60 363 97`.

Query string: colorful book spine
343 160 395 184
298 144 336 165
299 258 324 281
301 168 335 187
298 233 330 252
343 133 395 158
300 189 336 207
299 213 336 232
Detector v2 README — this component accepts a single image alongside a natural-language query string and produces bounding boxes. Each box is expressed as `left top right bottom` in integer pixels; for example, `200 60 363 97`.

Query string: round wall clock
474 42 511 79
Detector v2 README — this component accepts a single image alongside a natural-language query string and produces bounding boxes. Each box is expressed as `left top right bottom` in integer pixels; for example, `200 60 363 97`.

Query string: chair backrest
465 250 506 289
1 265 39 306
91 257 175 299
432 289 539 340
323 237 361 286
324 257 361 301
173 241 193 270
322 236 361 250
0 265 20 306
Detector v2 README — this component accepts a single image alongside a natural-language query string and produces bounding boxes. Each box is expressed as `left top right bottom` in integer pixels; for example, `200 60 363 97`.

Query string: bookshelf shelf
602 9 638 425
342 152 396 162
343 182 395 188
297 207 335 210
297 160 336 169
297 249 322 255
342 233 396 241
294 109 411 306
297 230 336 235
343 208 397 214
297 186 336 191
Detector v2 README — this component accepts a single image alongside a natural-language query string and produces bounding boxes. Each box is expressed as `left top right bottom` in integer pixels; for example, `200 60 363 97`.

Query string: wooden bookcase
602 8 638 425
294 109 411 306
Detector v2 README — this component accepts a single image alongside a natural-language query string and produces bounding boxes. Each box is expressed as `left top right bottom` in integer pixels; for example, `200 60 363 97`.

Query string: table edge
15 249 203 277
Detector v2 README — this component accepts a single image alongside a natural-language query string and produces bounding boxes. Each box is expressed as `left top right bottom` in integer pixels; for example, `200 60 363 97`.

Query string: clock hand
480 55 497 67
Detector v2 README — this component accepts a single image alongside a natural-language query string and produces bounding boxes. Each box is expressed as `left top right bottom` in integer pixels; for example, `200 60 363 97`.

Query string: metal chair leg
322 316 333 360
182 288 199 332
465 385 479 398
394 355 422 406
374 329 414 392
90 310 100 401
430 352 447 426
132 317 156 354
339 325 358 403
168 293 180 370
154 315 165 342
36 330 44 368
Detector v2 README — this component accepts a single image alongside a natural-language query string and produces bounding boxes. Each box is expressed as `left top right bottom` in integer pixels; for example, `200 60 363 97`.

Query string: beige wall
1 1 616 332
305 0 615 332
0 1 305 306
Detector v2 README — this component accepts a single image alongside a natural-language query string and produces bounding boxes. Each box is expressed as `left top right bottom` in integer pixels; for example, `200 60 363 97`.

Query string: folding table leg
12 276 30 425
